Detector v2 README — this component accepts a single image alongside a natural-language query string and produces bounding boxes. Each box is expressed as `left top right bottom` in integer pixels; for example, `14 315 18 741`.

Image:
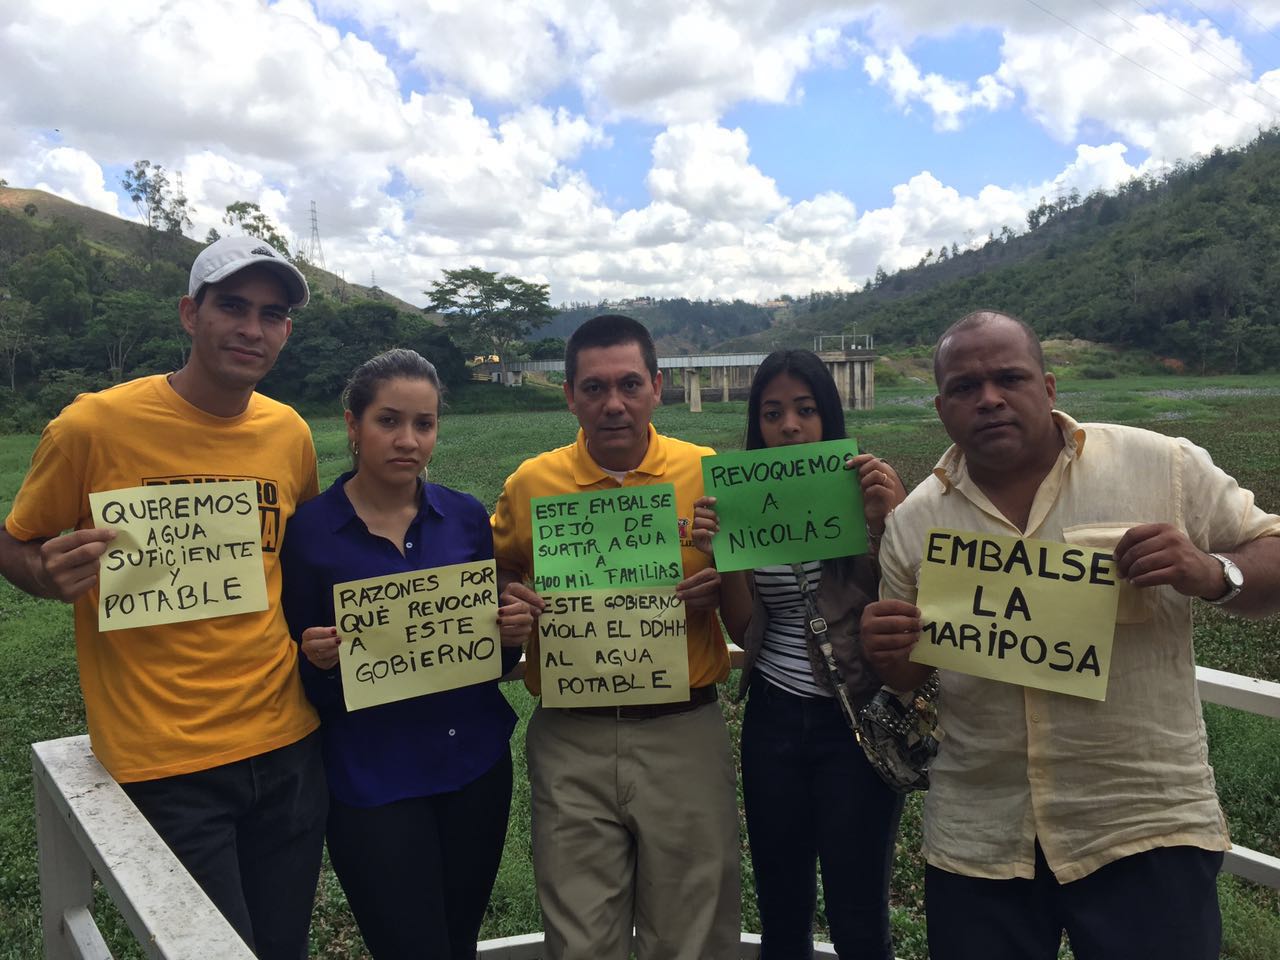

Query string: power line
1134 0 1264 71
1131 0 1266 84
1021 0 1248 121
1091 0 1280 114
1180 0 1279 66
1226 0 1280 44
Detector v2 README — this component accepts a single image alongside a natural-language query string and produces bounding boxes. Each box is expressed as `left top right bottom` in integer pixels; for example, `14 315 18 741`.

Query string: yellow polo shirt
491 425 730 696
880 411 1280 882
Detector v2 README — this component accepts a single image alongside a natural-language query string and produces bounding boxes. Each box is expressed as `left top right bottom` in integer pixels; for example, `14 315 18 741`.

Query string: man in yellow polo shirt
862 310 1280 960
491 314 739 960
0 237 324 960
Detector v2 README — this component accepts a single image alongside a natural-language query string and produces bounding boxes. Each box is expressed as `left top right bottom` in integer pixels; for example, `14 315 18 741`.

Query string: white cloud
1 1 1277 311
774 192 859 240
864 47 1012 130
997 13 1276 154
318 0 864 123
647 124 788 222
5 144 121 216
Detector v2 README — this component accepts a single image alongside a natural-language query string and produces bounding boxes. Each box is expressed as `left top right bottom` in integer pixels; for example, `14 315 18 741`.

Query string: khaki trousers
526 701 741 960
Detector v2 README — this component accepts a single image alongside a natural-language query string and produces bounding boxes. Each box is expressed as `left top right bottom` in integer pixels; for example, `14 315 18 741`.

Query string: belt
560 684 718 720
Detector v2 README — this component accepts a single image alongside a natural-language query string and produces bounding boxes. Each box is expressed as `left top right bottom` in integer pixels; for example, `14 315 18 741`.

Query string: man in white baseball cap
0 235 325 958
190 234 310 309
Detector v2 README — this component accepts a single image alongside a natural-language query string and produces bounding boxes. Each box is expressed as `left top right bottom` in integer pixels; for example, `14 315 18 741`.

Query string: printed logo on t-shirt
678 515 693 548
141 475 282 552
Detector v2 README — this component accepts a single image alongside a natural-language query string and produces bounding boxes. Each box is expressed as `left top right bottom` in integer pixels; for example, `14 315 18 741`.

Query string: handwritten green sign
537 587 691 707
701 439 867 572
532 484 682 591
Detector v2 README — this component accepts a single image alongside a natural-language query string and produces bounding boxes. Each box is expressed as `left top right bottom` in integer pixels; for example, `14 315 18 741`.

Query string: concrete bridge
479 339 878 411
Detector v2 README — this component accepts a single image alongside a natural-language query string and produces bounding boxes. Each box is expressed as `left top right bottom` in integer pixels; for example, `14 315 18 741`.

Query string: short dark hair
933 310 1044 385
564 314 658 388
745 349 847 450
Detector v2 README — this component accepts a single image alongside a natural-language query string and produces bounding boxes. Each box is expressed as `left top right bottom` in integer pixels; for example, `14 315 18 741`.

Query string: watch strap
1206 553 1243 605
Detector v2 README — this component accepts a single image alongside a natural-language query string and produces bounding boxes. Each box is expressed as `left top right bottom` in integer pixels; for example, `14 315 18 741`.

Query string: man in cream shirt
862 310 1280 960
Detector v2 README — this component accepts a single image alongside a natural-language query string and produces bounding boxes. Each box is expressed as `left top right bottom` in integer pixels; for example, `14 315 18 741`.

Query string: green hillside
0 186 453 429
750 128 1280 372
0 187 418 312
5 124 1280 424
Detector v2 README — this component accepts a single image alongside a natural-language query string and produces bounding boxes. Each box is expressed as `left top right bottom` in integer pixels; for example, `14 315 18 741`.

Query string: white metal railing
31 737 254 960
475 932 835 958
31 664 1279 958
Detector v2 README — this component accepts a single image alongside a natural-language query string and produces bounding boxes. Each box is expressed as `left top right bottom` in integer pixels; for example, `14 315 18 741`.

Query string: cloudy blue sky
3 0 1279 306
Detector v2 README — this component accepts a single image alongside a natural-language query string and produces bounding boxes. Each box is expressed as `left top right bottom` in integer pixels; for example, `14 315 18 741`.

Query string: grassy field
1 375 1279 958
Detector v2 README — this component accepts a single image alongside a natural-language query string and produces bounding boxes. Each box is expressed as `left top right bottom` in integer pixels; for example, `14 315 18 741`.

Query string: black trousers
742 675 905 960
925 840 1224 960
121 732 327 960
326 748 513 960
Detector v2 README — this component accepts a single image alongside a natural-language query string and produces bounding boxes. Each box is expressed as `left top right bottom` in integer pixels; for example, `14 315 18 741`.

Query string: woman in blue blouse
281 348 534 960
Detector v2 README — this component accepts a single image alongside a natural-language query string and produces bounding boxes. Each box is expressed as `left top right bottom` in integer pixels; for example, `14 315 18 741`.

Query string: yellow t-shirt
5 376 320 782
491 425 730 696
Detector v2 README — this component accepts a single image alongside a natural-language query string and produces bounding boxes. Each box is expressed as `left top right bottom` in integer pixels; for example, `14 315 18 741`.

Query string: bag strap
790 562 860 733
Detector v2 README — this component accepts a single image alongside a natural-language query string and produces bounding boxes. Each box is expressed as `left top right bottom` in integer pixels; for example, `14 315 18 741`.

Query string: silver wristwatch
1206 553 1244 605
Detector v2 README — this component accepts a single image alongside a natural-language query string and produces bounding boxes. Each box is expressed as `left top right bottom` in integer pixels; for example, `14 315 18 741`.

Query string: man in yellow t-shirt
0 237 324 960
491 315 739 960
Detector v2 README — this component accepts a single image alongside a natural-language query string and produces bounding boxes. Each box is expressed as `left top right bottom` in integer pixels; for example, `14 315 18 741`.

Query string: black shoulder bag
791 562 943 793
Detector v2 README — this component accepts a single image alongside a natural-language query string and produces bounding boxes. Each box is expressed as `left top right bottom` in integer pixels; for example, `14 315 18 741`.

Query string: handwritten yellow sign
910 528 1121 700
335 559 501 711
537 587 691 707
90 481 268 632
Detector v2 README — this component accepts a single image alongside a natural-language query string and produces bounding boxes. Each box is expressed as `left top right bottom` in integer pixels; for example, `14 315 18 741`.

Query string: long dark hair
744 349 846 450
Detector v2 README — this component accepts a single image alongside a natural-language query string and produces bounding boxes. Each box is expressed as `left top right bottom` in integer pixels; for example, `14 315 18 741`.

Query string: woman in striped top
695 349 908 959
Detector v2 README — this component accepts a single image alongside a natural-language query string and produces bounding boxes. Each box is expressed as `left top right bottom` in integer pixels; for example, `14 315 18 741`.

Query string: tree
205 227 221 244
121 160 168 231
120 160 192 259
222 202 291 256
0 298 40 390
1223 315 1254 373
22 203 37 218
425 267 554 377
12 245 92 334
88 291 170 382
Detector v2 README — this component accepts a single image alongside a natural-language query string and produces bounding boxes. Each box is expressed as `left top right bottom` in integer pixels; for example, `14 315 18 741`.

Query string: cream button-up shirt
880 411 1280 883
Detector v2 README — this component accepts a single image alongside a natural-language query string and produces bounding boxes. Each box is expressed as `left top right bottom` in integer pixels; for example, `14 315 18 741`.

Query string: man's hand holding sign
863 520 1257 698
89 480 269 630
908 529 1119 700
34 527 117 602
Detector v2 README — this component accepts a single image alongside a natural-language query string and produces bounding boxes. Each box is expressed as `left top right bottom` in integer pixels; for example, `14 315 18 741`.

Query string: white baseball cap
188 236 310 309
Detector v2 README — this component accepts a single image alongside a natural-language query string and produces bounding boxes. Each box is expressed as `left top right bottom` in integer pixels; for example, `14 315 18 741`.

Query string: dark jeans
742 675 905 960
925 841 1224 960
121 732 327 960
326 748 513 960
